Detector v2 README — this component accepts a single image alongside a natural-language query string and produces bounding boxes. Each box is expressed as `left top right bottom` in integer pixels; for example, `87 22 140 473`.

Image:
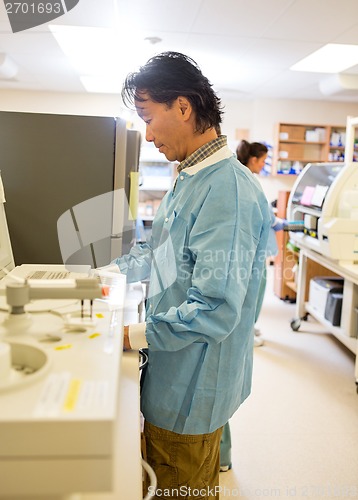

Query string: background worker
220 140 287 472
104 52 271 498
236 139 287 346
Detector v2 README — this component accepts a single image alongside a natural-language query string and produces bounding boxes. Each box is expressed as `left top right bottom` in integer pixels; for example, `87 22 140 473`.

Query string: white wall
2 89 358 204
0 89 125 117
221 97 358 202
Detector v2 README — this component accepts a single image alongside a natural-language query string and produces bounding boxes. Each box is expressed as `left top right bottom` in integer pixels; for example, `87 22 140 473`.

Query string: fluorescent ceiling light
80 75 123 94
49 25 158 93
290 44 358 73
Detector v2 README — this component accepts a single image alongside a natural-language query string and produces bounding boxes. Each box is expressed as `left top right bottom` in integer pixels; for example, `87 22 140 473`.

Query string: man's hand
123 325 131 351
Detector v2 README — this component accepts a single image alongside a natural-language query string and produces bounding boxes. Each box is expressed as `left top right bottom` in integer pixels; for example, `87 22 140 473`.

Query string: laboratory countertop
0 283 143 500
293 238 358 283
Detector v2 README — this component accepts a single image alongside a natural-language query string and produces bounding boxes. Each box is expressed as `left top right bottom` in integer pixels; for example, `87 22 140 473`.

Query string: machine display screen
291 163 344 209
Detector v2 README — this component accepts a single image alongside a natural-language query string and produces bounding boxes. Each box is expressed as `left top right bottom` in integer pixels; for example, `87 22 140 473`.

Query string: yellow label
63 379 82 412
96 313 104 319
88 333 101 339
55 344 72 351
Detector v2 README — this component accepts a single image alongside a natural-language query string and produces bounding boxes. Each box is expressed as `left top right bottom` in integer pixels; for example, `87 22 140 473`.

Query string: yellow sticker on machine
63 379 82 412
88 333 101 339
55 344 72 351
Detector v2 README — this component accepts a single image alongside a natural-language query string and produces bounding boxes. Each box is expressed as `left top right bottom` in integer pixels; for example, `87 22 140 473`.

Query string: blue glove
272 218 287 232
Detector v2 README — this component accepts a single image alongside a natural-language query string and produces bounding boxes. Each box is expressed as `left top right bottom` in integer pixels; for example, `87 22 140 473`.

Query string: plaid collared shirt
177 135 227 173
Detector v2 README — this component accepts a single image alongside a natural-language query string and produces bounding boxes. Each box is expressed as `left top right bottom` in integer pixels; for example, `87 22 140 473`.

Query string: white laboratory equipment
0 273 138 498
287 161 358 263
287 116 358 391
0 176 144 498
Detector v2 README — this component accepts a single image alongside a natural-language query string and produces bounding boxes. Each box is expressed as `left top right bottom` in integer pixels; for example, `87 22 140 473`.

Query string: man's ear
177 96 192 119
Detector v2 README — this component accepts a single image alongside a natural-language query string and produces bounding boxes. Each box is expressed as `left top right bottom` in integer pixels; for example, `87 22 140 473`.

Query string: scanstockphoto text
175 246 268 283
149 482 358 497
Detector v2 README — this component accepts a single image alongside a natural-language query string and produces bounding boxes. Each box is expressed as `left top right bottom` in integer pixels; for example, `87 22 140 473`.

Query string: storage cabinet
273 191 298 301
273 122 358 175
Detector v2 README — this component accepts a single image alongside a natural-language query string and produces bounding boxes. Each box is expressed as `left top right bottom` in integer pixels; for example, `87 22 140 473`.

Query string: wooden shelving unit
273 122 357 175
286 280 297 293
273 190 299 301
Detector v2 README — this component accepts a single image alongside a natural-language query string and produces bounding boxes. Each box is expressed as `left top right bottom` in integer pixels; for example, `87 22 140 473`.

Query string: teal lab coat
113 150 270 434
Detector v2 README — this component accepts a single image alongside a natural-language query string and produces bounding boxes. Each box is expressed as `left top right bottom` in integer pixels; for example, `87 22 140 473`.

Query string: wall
1 89 358 204
221 97 358 202
0 89 126 118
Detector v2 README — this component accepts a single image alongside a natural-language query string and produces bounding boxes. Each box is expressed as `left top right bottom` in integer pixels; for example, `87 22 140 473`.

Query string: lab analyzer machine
287 161 358 263
286 116 358 392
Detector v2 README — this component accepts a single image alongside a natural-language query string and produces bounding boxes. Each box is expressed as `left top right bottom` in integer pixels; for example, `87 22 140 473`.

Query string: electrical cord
139 348 148 370
141 458 157 499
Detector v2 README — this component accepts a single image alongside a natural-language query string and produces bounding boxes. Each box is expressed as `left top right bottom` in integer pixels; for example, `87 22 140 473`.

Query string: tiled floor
219 266 358 499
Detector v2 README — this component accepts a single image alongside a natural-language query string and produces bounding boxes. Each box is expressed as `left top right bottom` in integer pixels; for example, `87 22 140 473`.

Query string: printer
308 276 344 326
287 162 358 263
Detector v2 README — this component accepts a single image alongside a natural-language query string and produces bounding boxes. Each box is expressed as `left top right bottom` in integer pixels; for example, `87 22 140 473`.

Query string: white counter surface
0 284 143 499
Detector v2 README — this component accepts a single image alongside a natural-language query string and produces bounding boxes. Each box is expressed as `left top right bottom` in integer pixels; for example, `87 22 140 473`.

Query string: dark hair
236 140 268 166
121 51 223 134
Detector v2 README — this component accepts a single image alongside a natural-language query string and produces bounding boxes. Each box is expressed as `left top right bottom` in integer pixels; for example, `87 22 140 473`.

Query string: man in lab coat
108 52 270 499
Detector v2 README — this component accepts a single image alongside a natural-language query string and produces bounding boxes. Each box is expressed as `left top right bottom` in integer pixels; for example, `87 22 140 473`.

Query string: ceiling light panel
49 24 160 93
290 44 358 73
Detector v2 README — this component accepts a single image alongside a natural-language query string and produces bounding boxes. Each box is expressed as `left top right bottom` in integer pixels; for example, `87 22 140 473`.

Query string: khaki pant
144 420 223 500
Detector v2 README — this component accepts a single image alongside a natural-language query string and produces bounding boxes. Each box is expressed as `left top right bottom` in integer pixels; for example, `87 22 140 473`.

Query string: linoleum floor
219 266 358 499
